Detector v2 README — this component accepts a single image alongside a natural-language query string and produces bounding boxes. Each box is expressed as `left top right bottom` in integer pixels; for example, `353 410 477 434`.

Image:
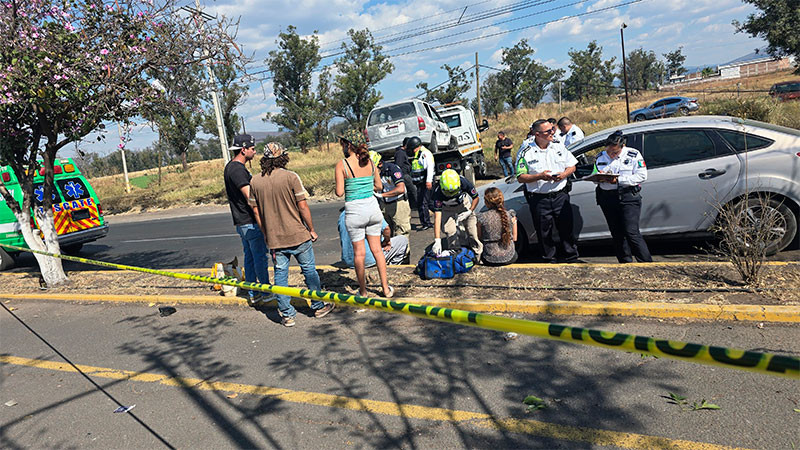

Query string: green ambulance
0 158 109 270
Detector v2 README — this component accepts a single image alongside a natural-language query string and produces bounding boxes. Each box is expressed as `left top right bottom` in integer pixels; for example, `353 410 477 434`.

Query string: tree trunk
181 151 188 171
13 207 69 286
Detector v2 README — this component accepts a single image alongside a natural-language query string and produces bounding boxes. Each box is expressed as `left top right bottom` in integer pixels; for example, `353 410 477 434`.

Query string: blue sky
70 0 766 158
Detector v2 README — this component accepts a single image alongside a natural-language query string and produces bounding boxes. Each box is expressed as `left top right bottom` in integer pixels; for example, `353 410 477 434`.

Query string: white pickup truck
434 104 490 184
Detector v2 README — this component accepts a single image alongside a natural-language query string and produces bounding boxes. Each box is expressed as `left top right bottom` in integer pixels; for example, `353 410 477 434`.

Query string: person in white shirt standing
516 119 580 263
557 117 585 147
593 130 652 263
408 136 435 230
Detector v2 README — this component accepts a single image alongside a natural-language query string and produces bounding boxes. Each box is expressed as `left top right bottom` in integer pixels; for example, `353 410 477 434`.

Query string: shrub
700 97 773 121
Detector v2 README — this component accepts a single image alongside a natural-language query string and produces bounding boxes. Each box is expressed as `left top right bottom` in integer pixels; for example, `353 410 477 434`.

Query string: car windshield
368 103 416 126
442 114 461 128
775 83 800 93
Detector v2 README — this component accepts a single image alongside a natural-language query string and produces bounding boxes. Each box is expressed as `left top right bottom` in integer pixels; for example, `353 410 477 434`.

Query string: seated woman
476 187 518 266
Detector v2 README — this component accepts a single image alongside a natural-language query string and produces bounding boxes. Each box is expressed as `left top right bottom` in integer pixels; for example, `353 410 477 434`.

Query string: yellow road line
3 292 798 323
0 355 741 450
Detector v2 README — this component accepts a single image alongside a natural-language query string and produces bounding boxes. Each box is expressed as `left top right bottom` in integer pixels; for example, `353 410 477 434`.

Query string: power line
387 0 646 58
413 64 476 99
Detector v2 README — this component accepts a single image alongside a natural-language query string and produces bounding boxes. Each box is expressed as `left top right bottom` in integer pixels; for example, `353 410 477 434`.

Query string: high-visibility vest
411 149 427 183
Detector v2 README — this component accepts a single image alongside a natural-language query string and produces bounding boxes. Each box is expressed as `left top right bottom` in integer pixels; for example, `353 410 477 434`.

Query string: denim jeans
271 239 324 318
499 156 514 177
235 224 270 298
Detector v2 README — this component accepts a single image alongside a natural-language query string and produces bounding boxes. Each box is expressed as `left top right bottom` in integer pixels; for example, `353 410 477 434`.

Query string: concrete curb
3 292 798 323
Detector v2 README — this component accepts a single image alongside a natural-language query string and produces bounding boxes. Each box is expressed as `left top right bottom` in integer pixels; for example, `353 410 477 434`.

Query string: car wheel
447 136 458 150
678 106 690 116
0 247 15 271
428 134 437 152
725 197 798 256
634 114 646 122
62 243 83 255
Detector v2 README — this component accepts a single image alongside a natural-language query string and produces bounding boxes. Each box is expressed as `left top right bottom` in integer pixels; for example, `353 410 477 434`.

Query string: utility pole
187 1 230 163
475 52 482 126
558 80 562 114
621 23 631 123
117 123 130 193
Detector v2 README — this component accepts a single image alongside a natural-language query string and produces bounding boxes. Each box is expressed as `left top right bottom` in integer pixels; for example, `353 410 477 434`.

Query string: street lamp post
620 23 631 123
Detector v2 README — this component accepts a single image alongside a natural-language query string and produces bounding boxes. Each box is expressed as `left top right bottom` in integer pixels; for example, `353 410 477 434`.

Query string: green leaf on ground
690 399 721 411
793 408 800 413
665 392 688 405
523 395 546 412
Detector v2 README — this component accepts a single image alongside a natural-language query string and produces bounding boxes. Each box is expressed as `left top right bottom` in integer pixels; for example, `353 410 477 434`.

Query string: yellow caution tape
2 243 798 379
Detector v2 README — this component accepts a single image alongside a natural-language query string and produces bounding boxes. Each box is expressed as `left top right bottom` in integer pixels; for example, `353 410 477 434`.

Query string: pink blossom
100 49 109 55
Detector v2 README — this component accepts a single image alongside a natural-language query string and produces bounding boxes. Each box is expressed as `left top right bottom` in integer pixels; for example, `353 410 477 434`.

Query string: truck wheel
62 243 83 255
463 162 476 186
428 134 437 152
448 136 458 150
476 153 487 178
0 247 15 271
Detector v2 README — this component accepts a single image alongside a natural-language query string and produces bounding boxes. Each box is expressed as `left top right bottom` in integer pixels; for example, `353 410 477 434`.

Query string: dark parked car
630 96 699 122
769 81 800 101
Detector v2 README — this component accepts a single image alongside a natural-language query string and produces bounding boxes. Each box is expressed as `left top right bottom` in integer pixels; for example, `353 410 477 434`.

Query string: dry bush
711 193 785 285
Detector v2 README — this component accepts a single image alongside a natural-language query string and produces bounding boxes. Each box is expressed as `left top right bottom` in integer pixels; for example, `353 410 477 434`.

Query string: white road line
121 233 239 243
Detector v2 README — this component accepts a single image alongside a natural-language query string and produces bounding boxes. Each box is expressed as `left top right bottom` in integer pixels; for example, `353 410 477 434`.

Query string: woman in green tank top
335 130 394 298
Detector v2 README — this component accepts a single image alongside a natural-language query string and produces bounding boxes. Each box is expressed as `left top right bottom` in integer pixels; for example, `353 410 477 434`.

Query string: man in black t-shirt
394 137 417 207
495 131 514 177
224 134 271 305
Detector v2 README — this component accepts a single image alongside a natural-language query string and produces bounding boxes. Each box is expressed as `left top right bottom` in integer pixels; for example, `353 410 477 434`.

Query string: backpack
415 247 476 280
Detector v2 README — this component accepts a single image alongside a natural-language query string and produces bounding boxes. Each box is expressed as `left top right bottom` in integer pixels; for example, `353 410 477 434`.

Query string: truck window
442 114 462 128
368 103 416 126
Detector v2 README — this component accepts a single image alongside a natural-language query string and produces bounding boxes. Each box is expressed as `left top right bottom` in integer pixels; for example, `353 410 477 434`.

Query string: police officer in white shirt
593 130 652 263
557 117 584 147
516 119 580 263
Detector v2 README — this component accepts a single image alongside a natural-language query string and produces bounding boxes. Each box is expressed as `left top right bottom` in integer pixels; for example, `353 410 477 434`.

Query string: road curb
3 292 798 323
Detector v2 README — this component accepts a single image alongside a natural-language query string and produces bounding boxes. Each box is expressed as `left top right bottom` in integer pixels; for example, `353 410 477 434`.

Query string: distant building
718 48 794 80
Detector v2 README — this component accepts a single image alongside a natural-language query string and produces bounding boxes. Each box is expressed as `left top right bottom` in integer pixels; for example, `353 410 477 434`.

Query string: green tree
562 41 617 102
620 48 664 94
734 0 800 74
0 0 241 285
332 29 394 127
496 39 562 109
416 64 473 105
265 26 321 152
663 47 687 80
701 66 717 78
480 73 507 119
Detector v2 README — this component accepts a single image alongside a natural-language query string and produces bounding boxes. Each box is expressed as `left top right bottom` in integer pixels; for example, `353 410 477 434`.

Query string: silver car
366 99 457 155
630 96 699 122
478 116 800 255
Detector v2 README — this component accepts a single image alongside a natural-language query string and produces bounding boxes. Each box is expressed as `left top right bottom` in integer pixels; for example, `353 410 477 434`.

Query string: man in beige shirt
249 142 334 327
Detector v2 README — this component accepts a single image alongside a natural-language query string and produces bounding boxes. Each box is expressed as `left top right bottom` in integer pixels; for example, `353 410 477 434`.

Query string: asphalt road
7 201 799 273
1 299 798 449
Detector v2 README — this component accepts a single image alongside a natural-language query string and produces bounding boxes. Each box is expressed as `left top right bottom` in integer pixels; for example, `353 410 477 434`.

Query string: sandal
384 286 394 298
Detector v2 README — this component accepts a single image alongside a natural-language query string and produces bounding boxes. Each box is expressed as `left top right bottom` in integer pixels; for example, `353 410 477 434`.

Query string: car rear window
442 114 461 128
368 103 416 126
716 130 773 152
642 129 730 168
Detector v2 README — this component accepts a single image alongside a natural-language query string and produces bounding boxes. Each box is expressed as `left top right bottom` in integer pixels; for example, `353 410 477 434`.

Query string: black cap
230 134 255 151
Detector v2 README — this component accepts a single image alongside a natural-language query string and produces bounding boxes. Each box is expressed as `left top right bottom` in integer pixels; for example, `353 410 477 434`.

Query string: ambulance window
55 178 92 201
33 183 62 206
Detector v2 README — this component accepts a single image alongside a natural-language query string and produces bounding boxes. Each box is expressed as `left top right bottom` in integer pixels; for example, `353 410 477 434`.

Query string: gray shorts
345 197 383 242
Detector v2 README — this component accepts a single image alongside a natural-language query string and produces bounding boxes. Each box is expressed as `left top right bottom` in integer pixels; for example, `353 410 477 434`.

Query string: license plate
71 209 90 221
385 126 399 135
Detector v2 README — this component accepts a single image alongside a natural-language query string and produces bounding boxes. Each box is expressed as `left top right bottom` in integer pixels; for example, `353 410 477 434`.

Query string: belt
525 189 565 199
618 185 641 194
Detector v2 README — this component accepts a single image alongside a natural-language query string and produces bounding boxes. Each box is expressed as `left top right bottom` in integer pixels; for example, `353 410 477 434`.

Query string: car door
427 105 450 146
639 128 741 234
646 100 664 119
569 134 645 240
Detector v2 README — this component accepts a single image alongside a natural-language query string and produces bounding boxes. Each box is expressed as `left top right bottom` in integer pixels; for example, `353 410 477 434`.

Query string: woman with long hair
476 187 518 265
335 130 393 298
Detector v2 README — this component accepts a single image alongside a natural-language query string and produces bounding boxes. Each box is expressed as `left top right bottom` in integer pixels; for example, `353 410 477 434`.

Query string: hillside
93 69 799 215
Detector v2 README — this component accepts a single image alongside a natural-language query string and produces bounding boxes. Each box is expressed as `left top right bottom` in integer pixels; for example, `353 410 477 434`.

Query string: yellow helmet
439 169 461 197
369 150 382 167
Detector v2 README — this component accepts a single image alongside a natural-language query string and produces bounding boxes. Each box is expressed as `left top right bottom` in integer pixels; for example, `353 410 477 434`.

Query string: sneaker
281 316 296 327
247 293 264 307
314 302 335 318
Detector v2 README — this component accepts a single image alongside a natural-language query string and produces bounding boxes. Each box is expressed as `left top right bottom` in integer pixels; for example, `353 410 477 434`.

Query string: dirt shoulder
2 263 798 306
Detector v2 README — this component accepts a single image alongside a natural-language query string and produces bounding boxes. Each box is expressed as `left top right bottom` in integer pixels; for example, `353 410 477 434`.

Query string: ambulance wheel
0 247 15 271
62 243 83 255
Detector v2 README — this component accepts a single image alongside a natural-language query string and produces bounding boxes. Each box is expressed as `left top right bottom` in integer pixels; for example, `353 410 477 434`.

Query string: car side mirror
478 119 490 132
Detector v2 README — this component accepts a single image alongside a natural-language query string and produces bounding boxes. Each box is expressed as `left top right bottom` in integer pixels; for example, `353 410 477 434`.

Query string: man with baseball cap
224 134 271 306
248 142 335 327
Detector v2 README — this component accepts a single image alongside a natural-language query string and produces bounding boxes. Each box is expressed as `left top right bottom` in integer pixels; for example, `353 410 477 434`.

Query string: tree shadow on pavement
114 313 285 448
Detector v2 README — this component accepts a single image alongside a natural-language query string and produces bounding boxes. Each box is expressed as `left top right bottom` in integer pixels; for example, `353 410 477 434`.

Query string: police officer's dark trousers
526 190 579 263
596 187 652 263
415 182 433 227
404 173 418 207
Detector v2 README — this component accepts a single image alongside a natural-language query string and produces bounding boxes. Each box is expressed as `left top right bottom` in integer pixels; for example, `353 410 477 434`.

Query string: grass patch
128 174 155 189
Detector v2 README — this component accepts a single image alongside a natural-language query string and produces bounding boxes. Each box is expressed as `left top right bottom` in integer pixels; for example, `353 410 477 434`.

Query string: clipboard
579 173 619 183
